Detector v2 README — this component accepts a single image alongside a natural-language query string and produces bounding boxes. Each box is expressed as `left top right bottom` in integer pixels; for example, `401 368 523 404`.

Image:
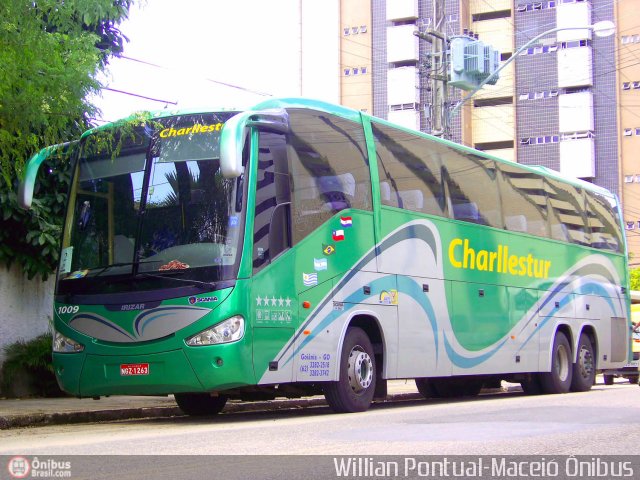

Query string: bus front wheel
540 331 572 394
174 393 228 416
324 327 376 413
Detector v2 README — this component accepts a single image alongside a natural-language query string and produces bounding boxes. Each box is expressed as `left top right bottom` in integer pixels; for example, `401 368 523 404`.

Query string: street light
448 20 616 119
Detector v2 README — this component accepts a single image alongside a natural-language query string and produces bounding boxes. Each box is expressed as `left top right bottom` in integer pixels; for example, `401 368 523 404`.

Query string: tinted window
253 133 291 272
373 122 446 216
498 163 549 238
288 110 371 244
444 153 501 228
585 191 622 253
546 178 588 245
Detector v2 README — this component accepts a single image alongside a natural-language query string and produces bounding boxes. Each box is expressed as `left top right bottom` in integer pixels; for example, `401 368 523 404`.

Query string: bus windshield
57 112 243 295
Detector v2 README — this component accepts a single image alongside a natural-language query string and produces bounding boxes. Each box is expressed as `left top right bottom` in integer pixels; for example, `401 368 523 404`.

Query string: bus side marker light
303 301 311 309
303 330 311 335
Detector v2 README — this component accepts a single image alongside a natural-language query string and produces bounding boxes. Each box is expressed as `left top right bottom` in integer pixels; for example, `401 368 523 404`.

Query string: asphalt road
1 382 639 457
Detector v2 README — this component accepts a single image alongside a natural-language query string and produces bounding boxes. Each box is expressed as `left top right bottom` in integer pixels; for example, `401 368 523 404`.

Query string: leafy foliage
0 0 133 279
0 152 71 279
630 267 640 292
1 332 64 397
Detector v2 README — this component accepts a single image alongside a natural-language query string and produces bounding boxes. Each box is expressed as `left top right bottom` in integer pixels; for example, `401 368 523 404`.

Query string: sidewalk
0 380 423 430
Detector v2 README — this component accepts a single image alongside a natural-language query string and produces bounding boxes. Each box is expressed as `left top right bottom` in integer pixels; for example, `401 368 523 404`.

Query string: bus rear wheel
570 333 595 392
540 331 572 394
324 327 376 413
174 393 228 416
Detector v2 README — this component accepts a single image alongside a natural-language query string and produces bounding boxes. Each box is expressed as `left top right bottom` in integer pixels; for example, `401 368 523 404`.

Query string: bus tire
415 378 438 398
431 377 483 398
174 393 227 416
570 333 595 392
540 331 572 394
324 327 376 413
520 374 544 395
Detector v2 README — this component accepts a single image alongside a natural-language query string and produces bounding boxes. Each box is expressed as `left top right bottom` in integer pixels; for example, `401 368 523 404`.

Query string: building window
360 25 367 33
623 82 631 90
472 10 511 21
473 97 513 107
344 69 350 76
624 128 633 136
361 66 368 74
343 27 350 36
627 221 635 230
625 175 635 183
560 39 591 49
516 1 556 11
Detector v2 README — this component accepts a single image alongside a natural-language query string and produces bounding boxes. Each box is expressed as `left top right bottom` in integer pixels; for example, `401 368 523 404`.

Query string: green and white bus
19 98 631 415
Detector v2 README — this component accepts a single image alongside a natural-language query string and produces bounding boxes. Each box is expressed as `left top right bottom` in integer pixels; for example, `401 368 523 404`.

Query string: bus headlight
53 330 84 353
186 316 245 346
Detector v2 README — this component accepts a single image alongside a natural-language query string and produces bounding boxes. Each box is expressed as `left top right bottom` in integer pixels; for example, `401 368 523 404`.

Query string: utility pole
415 0 448 138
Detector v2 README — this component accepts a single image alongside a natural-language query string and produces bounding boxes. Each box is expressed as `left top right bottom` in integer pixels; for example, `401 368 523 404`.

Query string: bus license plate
120 363 149 376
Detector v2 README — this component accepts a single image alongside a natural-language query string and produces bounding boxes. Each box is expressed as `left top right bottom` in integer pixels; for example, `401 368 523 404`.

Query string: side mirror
220 109 289 178
17 143 66 209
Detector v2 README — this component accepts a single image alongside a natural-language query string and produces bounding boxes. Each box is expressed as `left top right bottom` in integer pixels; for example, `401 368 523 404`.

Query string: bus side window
545 178 588 246
253 132 292 272
287 110 371 244
497 164 549 238
585 191 622 252
444 154 501 228
371 122 446 216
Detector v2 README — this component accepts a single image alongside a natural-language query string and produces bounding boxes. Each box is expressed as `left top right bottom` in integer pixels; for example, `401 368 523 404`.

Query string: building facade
334 0 639 261
616 0 640 265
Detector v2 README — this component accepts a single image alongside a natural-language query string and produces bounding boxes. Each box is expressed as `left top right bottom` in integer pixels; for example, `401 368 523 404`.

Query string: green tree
0 0 133 279
630 267 640 292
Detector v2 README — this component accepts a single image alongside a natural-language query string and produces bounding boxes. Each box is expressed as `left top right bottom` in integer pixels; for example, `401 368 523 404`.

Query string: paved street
1 381 638 456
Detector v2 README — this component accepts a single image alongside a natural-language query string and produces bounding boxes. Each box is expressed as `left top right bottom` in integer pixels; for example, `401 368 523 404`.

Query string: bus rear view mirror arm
17 142 74 210
220 109 289 179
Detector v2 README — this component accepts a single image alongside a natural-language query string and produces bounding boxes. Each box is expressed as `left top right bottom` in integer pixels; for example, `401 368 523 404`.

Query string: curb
0 392 423 430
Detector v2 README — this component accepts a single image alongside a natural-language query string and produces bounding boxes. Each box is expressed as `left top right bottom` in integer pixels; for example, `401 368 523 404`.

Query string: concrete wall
0 264 55 364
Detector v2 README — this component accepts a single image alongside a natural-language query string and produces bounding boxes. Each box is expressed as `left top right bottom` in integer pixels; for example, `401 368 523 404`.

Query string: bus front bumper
54 344 255 397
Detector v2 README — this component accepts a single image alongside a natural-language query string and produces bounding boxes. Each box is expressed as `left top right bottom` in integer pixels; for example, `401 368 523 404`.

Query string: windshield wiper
87 260 162 278
136 272 216 291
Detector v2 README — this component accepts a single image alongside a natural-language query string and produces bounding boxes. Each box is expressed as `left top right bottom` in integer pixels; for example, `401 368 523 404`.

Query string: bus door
250 132 296 385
